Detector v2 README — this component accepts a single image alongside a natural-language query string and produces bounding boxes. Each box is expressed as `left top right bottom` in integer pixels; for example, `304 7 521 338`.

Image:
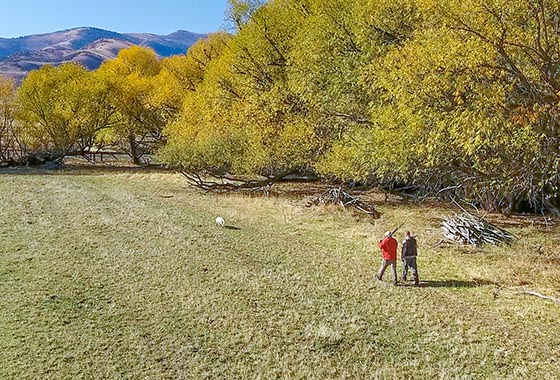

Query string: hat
385 231 392 237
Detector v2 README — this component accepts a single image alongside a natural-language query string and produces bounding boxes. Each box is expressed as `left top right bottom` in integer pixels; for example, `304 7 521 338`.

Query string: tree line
1 0 560 214
0 45 175 165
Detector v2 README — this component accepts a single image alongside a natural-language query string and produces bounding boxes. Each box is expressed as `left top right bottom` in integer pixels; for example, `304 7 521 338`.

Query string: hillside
0 27 206 82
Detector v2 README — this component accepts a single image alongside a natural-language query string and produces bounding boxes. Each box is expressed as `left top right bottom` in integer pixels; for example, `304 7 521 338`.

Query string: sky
0 0 230 38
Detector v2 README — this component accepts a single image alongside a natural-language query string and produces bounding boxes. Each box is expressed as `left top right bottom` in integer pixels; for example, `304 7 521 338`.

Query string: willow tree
320 0 560 212
159 0 560 212
441 0 560 211
287 0 394 175
98 46 163 164
16 63 97 154
226 0 265 31
160 0 313 175
314 0 436 181
152 32 232 129
0 76 19 161
159 31 267 174
162 0 376 176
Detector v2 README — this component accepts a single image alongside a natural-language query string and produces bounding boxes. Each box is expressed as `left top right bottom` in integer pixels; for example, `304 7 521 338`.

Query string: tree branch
181 169 300 192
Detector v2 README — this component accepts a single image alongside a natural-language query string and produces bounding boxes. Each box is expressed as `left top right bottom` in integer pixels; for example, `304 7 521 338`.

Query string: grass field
1 166 559 379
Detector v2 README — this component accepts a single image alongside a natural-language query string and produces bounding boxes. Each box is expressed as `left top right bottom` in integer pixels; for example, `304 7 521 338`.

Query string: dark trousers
377 259 397 285
402 256 419 283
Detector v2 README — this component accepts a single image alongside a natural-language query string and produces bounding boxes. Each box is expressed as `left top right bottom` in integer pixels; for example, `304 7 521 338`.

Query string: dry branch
516 289 560 303
306 186 380 218
494 286 560 304
441 212 516 246
180 169 298 193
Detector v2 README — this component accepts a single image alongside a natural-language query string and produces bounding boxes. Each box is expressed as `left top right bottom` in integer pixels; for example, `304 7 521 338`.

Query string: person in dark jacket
401 231 419 285
375 231 398 285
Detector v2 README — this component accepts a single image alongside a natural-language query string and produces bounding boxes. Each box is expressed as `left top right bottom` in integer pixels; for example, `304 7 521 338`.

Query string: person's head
385 231 392 237
405 231 411 237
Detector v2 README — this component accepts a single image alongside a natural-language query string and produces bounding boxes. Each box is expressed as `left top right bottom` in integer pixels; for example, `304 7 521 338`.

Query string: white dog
215 216 225 227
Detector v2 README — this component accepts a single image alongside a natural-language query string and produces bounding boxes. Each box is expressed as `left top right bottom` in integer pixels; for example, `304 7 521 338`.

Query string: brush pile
441 212 516 246
307 187 380 218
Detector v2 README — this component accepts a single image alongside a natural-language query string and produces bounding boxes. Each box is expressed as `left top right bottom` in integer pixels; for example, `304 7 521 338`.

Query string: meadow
0 166 559 379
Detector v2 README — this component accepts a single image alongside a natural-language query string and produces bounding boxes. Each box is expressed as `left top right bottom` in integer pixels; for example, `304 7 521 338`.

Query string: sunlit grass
0 167 559 379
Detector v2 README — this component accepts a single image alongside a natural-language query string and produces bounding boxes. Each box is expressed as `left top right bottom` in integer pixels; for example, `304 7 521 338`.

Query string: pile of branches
441 212 516 246
307 187 380 218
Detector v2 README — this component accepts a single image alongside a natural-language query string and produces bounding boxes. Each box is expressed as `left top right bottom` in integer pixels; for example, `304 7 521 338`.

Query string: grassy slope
0 168 558 379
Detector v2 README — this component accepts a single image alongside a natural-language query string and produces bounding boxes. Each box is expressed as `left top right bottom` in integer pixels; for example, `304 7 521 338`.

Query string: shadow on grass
414 279 497 288
225 225 241 230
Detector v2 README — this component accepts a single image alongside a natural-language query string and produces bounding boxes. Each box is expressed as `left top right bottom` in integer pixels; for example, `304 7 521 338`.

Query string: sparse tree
0 75 20 161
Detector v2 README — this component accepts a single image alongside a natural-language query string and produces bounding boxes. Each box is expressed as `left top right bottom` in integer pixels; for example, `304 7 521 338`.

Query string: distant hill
0 27 206 83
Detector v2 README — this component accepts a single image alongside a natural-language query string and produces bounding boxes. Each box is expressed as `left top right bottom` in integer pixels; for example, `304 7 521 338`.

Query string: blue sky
1 0 230 38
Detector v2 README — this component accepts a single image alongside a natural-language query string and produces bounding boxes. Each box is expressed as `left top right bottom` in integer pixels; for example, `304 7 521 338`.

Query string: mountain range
0 27 206 83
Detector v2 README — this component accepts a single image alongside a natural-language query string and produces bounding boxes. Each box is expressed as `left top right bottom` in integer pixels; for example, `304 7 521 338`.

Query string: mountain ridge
0 27 206 83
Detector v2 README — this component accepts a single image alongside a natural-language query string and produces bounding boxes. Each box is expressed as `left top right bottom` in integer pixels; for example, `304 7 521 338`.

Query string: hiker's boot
413 276 419 286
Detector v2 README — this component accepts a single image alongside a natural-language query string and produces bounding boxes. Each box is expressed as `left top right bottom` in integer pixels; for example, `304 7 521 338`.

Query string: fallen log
181 169 298 193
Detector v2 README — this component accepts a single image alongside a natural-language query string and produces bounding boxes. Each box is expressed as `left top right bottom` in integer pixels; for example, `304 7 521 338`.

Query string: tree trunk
128 133 141 165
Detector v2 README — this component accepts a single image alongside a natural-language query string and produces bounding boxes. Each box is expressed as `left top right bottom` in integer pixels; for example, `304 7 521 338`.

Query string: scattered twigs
441 212 516 246
306 186 380 218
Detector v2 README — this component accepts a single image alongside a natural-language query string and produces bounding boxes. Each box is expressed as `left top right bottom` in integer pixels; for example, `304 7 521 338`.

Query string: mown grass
0 166 559 379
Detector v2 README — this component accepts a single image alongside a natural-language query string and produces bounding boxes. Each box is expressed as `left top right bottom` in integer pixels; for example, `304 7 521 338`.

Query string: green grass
0 167 559 379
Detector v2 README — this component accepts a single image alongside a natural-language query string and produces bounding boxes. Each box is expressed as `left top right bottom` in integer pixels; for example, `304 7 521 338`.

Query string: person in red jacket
375 231 398 285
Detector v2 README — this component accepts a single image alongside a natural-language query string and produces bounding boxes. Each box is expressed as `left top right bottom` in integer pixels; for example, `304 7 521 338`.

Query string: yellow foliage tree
16 63 95 153
0 75 19 161
98 46 162 164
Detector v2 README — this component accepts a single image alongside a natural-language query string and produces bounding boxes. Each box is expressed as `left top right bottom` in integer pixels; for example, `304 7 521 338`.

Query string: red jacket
378 236 398 261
